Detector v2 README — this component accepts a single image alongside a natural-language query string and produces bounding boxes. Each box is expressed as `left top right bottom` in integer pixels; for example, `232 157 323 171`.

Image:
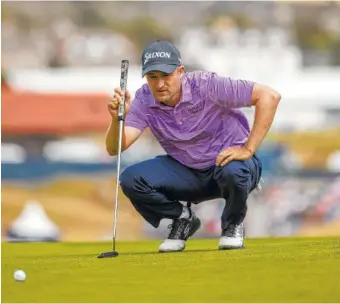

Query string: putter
98 60 129 259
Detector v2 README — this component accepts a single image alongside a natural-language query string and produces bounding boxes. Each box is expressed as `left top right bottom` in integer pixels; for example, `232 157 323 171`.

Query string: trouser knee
120 167 141 197
119 167 134 196
120 166 155 200
216 163 250 195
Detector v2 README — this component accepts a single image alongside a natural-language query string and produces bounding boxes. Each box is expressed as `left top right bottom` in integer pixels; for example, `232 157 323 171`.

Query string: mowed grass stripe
2 237 340 303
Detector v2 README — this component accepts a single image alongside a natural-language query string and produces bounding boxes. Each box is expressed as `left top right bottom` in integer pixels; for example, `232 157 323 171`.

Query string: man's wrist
244 144 255 155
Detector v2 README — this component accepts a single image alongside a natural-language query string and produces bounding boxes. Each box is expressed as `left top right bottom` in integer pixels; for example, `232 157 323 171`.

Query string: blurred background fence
1 1 340 242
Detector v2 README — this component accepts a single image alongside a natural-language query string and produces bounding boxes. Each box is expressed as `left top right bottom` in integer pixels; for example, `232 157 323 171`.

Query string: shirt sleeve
207 73 255 108
124 97 148 131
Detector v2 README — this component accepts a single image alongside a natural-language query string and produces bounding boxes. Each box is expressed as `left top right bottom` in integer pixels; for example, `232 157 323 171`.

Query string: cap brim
142 64 178 77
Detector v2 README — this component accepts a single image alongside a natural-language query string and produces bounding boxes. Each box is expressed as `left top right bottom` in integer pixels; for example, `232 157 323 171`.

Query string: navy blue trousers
120 155 262 230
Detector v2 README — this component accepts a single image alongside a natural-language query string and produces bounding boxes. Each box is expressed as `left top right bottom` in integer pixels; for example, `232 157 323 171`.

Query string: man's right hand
105 87 143 155
108 87 131 119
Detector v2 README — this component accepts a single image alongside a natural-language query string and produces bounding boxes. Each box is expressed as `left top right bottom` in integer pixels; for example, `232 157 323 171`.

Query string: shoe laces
167 218 189 239
224 223 243 238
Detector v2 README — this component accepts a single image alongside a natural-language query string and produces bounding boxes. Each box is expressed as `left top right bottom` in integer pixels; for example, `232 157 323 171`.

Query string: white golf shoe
158 208 201 253
158 239 186 252
218 223 245 250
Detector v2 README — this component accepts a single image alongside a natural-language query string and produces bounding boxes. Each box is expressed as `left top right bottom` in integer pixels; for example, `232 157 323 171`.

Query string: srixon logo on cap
144 52 171 64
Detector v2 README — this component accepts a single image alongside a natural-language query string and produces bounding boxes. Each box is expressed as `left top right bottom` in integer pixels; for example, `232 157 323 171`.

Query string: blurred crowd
2 1 340 69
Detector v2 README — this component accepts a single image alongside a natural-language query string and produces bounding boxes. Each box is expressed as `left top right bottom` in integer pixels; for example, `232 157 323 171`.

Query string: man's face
145 66 184 106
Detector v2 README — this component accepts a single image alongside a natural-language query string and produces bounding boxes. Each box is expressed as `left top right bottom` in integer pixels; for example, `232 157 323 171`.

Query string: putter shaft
99 60 129 259
112 120 124 251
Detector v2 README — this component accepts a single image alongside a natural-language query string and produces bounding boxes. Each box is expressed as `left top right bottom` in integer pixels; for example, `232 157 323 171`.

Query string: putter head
97 251 119 259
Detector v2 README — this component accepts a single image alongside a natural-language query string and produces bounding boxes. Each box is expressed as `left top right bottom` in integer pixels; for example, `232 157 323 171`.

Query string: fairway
2 237 340 303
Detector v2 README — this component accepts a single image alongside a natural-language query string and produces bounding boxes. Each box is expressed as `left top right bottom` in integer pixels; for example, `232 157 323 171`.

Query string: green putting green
2 237 340 303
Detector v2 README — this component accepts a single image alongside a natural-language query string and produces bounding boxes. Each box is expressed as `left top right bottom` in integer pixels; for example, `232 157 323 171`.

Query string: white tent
6 200 61 242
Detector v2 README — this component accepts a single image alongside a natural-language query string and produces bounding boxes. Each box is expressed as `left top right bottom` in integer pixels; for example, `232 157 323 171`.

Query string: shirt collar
148 74 192 109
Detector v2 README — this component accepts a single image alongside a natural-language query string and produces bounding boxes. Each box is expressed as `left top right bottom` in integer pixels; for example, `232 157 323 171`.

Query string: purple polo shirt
125 71 254 169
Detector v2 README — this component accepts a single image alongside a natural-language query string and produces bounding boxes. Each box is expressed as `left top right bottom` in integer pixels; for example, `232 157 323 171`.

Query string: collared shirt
125 71 254 169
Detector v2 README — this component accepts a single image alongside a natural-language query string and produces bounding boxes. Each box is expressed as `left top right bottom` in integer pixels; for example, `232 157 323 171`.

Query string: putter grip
118 60 129 121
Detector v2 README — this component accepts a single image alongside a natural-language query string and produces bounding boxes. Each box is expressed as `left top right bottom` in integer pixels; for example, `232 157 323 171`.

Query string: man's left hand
216 146 253 166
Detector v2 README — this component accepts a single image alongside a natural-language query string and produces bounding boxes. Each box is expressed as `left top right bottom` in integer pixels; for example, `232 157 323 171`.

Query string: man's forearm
245 92 281 154
105 119 120 156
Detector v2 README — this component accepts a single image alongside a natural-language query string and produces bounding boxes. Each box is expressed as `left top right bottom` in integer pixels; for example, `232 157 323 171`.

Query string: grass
2 237 340 303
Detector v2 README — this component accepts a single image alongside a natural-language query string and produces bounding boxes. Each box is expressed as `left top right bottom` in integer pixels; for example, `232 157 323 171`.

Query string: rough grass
2 237 340 303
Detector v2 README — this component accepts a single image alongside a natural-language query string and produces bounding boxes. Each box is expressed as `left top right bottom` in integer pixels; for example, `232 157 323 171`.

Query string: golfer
106 40 281 252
